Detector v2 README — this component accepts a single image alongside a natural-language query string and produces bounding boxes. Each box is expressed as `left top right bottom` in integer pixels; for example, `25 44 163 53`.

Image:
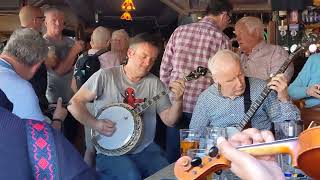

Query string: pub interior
0 0 320 180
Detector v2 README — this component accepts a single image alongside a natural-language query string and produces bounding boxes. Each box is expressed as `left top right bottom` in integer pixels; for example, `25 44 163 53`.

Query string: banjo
91 66 210 156
225 33 320 137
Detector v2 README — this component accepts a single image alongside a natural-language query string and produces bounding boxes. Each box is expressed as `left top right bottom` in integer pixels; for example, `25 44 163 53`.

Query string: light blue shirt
288 53 320 108
0 59 44 121
190 78 300 136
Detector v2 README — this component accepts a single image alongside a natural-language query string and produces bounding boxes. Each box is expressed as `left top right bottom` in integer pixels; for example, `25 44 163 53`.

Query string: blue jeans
166 112 192 163
96 143 169 180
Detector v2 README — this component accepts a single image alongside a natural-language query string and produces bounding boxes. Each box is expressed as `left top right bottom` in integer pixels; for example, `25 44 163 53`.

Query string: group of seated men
0 1 319 179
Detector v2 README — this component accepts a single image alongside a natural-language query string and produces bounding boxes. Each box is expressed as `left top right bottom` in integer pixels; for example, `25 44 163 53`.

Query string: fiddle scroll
174 126 320 180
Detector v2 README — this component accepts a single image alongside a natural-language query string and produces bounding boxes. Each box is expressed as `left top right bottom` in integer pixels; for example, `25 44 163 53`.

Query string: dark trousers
63 113 85 154
165 112 192 163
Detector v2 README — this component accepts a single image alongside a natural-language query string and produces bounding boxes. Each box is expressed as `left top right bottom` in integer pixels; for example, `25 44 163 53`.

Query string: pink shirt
160 16 231 113
240 41 294 81
88 49 121 69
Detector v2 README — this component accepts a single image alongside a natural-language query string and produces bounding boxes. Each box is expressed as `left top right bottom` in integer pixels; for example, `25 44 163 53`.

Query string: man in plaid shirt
160 0 233 162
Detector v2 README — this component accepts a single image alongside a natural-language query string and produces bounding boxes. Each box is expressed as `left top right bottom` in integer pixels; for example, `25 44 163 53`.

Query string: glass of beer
187 149 207 159
274 120 304 177
180 129 200 156
205 126 227 151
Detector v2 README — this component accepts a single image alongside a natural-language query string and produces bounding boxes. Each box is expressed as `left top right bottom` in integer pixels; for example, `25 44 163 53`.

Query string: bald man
72 26 114 91
89 26 121 69
71 26 116 166
189 49 300 137
19 5 44 32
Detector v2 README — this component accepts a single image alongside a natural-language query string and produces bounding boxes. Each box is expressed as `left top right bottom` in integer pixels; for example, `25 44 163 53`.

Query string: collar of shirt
0 58 14 71
199 16 219 28
244 41 267 61
209 85 241 100
250 41 266 55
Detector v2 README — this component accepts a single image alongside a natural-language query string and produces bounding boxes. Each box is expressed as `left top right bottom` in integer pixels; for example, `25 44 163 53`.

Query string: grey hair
208 49 240 76
44 7 64 17
3 28 48 66
112 29 129 41
235 16 264 37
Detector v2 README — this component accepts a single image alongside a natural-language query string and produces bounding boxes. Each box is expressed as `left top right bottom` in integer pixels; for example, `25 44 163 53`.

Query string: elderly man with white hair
189 49 300 136
97 29 129 68
235 16 294 82
110 29 130 63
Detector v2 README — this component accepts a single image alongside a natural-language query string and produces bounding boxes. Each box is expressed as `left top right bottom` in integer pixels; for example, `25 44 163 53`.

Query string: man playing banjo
189 50 300 136
68 32 185 179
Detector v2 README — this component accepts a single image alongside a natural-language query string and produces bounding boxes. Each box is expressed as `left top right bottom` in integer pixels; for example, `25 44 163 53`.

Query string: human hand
169 79 185 102
46 46 58 69
267 74 290 102
52 97 68 121
306 84 320 99
95 120 116 137
217 128 284 180
71 40 85 54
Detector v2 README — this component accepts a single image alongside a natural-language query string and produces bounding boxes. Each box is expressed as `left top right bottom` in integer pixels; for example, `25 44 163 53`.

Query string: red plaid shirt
160 16 231 113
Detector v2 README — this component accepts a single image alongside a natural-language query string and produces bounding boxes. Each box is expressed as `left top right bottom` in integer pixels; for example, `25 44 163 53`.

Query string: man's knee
96 155 141 180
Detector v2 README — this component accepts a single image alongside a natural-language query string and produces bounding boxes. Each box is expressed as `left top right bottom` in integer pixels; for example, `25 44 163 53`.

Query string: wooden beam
0 15 19 32
160 0 188 15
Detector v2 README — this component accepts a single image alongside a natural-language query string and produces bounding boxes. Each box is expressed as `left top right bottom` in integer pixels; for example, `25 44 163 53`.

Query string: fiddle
174 126 320 180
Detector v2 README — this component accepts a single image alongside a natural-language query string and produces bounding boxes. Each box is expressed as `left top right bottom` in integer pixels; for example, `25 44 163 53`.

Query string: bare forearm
68 102 97 129
161 101 183 127
55 50 79 75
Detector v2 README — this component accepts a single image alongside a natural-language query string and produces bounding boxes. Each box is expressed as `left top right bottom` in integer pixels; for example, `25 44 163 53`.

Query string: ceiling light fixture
121 0 136 11
120 11 133 21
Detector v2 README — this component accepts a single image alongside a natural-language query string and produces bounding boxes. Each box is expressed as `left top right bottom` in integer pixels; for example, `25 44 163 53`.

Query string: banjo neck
134 66 210 115
134 91 167 115
235 35 318 131
236 58 293 130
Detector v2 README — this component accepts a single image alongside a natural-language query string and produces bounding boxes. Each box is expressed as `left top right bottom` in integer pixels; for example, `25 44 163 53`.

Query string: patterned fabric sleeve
189 92 210 136
221 35 232 50
160 30 176 87
270 46 294 81
263 91 301 122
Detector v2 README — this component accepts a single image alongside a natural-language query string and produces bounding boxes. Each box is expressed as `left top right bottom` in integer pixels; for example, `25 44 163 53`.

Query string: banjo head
91 103 143 156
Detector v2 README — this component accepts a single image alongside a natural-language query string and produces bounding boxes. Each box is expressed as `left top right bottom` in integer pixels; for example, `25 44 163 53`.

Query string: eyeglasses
223 12 232 23
225 12 232 19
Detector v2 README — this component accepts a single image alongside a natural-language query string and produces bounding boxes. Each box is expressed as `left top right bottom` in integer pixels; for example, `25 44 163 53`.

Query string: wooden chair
293 100 320 129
